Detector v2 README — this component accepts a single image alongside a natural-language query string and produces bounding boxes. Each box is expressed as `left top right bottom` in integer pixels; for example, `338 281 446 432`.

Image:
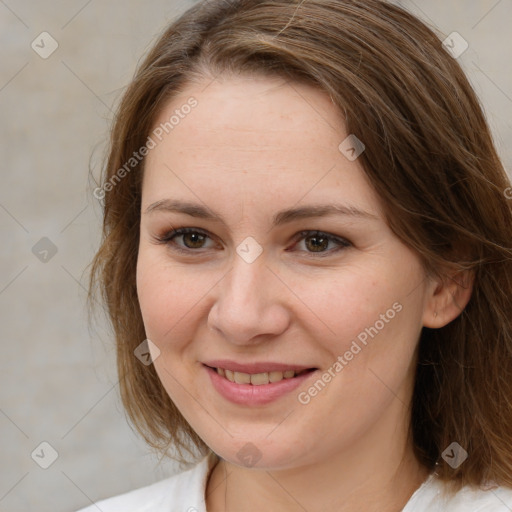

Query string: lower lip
204 365 317 406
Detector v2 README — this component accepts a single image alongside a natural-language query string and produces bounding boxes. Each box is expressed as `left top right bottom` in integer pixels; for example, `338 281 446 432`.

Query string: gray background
1 1 511 511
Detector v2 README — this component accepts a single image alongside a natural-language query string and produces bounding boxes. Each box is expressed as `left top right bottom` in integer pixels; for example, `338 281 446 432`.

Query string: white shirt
76 452 512 511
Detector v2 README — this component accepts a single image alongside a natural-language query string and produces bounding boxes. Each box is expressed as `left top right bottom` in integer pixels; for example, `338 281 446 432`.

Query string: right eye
153 227 217 253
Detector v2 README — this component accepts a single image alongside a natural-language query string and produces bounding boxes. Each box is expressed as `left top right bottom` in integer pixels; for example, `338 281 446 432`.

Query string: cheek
135 248 214 348
294 258 424 375
135 252 203 401
289 263 397 350
318 271 424 399
136 249 178 340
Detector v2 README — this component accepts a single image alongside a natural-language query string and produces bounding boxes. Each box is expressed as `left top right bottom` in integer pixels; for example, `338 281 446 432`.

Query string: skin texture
136 74 473 512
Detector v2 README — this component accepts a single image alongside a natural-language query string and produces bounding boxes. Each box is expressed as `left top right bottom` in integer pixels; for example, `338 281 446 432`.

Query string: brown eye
154 228 215 253
304 234 330 252
154 228 350 257
292 230 351 256
181 231 207 249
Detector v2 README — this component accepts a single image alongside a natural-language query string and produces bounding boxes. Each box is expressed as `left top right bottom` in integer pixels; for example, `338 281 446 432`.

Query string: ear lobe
422 268 475 328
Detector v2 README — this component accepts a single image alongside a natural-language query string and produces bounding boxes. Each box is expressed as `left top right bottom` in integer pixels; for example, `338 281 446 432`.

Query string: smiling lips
203 360 318 404
203 360 316 384
214 367 311 385
204 362 318 405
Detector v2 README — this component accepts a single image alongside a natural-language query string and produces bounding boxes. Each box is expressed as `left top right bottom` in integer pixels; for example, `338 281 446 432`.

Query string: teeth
215 367 306 385
234 371 251 384
250 372 269 385
269 371 284 383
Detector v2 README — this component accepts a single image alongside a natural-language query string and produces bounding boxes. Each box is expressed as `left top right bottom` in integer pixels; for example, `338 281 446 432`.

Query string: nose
207 254 291 346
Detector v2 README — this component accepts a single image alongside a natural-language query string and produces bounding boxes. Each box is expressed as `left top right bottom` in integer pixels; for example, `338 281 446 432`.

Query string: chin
202 429 317 470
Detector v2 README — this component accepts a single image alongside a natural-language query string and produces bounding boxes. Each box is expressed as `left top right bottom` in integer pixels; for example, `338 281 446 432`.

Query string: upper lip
203 360 317 374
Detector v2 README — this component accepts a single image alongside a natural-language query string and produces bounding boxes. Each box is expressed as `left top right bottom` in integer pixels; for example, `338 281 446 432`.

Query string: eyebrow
144 199 378 226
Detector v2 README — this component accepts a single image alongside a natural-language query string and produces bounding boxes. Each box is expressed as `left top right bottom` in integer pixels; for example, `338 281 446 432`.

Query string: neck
207 452 428 512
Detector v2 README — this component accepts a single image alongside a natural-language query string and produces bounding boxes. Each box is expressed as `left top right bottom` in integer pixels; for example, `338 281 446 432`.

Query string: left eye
292 230 351 256
154 228 351 256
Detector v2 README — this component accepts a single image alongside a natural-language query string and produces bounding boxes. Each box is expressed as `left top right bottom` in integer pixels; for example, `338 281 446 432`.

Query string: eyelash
153 227 351 257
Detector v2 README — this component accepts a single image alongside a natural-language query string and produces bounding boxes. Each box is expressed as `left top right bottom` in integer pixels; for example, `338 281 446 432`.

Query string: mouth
202 361 319 406
205 365 317 385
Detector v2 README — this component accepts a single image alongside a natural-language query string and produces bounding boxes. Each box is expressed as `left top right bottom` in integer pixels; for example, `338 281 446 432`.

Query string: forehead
142 74 382 217
153 74 341 147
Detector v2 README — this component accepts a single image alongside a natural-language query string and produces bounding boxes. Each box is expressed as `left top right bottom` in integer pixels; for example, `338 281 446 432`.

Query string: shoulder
404 473 512 511
75 452 219 512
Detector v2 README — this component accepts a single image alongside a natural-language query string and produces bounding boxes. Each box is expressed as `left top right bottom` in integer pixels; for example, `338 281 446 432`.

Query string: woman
83 0 512 510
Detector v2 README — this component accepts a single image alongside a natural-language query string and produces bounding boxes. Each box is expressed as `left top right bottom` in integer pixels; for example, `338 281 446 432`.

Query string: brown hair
88 0 512 492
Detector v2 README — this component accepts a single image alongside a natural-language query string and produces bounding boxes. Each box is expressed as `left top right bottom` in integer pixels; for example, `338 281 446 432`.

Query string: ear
422 267 475 328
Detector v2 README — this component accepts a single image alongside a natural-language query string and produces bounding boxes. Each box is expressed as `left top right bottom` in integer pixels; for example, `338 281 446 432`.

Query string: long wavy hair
88 0 512 492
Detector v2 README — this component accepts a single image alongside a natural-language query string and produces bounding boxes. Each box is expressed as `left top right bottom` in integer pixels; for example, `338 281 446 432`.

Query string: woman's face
136 74 436 470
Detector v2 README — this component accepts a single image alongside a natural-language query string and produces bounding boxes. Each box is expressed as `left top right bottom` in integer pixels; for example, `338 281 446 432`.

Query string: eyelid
153 227 351 256
154 227 218 252
292 230 351 248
